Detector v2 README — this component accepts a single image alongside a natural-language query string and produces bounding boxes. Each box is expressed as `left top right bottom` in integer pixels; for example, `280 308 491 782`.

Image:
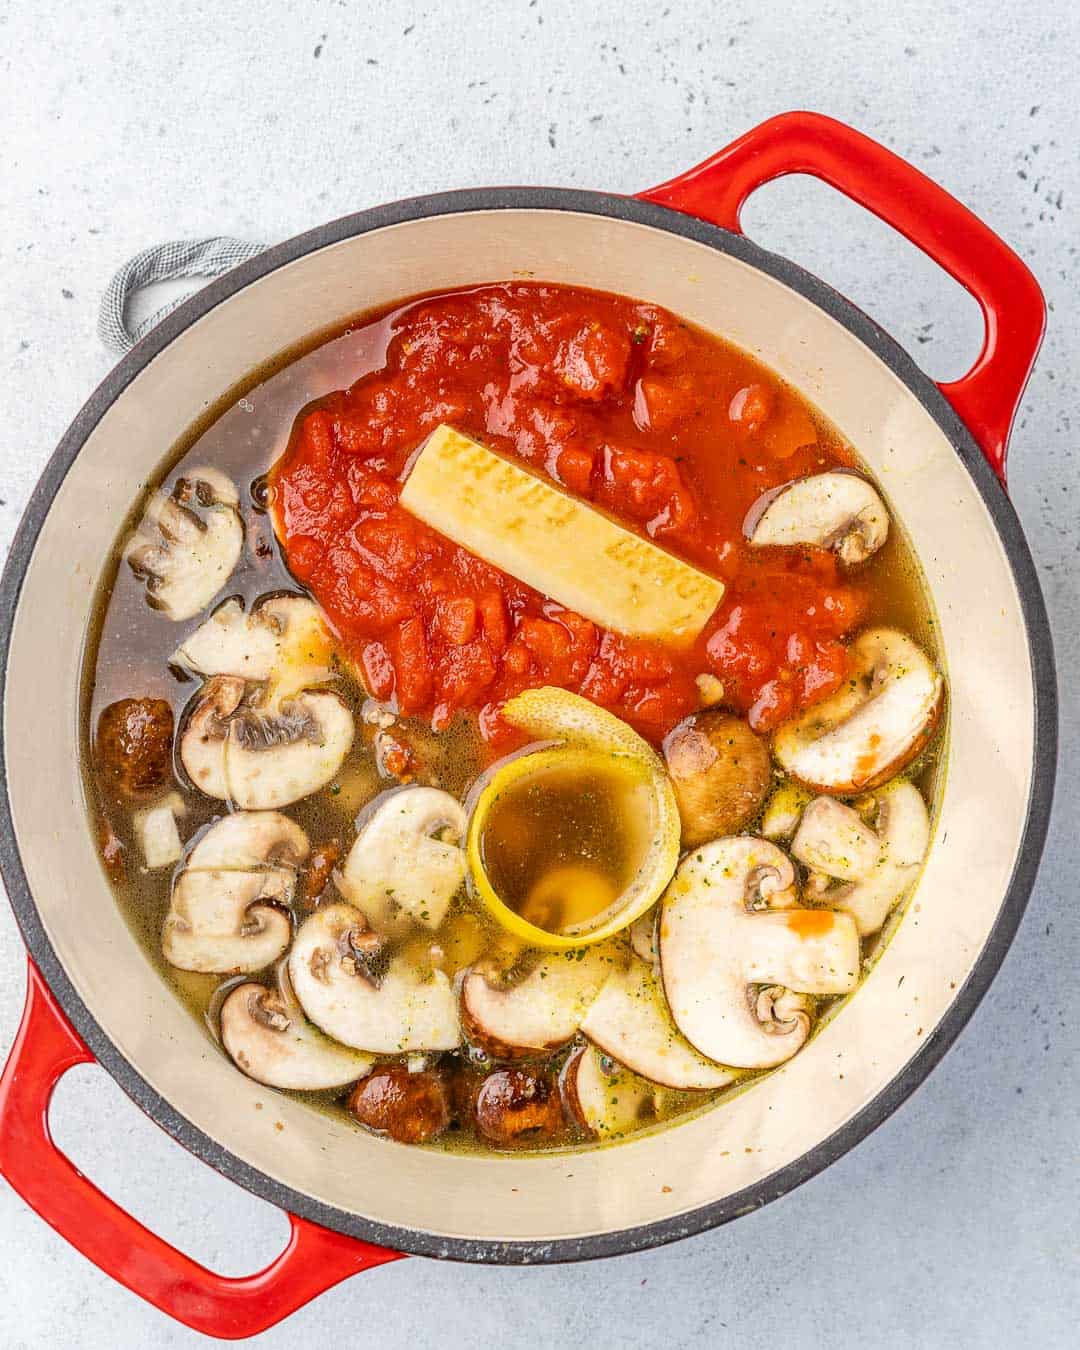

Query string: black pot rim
0 186 1058 1265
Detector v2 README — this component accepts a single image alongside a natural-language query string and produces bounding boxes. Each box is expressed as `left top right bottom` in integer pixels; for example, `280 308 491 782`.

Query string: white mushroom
163 868 294 973
791 796 882 880
773 628 943 793
185 809 309 870
172 594 336 695
162 811 309 974
795 781 931 936
225 691 354 809
659 836 860 1069
745 471 889 564
336 787 467 935
760 781 813 841
460 947 612 1058
581 957 738 1090
124 467 244 621
288 902 460 1053
134 791 187 869
560 1045 654 1140
220 979 374 1091
179 680 354 810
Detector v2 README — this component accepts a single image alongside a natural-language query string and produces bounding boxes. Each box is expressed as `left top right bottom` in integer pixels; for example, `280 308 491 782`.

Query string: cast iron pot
0 112 1057 1338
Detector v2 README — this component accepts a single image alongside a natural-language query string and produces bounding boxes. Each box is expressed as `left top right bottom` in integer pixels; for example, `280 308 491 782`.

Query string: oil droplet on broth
478 759 655 934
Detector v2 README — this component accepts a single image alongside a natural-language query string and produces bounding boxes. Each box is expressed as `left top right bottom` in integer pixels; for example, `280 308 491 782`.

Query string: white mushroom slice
134 791 186 870
185 810 309 871
460 947 611 1058
561 1045 654 1140
745 471 889 564
289 903 460 1053
773 628 943 794
180 682 354 809
660 837 860 1069
812 781 931 937
791 797 882 880
163 868 293 973
220 981 374 1090
337 787 467 935
629 909 659 966
760 781 813 841
225 692 355 810
581 958 738 1090
172 594 336 695
179 676 245 800
124 468 244 621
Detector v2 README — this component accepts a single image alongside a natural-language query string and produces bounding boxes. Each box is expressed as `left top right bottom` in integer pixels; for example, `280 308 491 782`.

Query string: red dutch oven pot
0 113 1057 1338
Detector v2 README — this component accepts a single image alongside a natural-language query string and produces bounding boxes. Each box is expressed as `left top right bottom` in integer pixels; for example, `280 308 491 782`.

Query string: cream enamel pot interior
0 115 1056 1336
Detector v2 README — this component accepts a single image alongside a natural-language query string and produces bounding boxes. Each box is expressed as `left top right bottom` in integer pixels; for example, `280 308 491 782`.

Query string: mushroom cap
288 902 461 1053
659 836 860 1069
580 957 738 1090
459 946 612 1059
124 468 243 621
179 676 245 799
745 470 889 565
220 982 374 1090
772 627 943 793
163 868 293 973
337 786 467 936
560 1045 654 1140
662 711 771 848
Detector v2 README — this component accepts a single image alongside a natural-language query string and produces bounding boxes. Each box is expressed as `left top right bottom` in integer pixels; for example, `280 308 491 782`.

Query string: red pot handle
639 110 1045 484
0 961 402 1339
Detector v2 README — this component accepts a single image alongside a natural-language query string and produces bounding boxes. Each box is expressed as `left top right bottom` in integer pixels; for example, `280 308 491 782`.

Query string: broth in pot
83 282 945 1153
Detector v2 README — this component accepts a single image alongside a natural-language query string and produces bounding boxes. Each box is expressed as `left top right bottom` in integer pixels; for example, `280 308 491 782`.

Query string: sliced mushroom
221 980 374 1090
179 681 354 809
124 468 244 621
581 958 738 1090
459 947 612 1059
185 809 309 870
760 781 813 841
288 902 460 1053
660 836 860 1069
662 711 771 848
163 811 309 973
791 796 882 880
773 628 943 793
336 787 467 935
163 868 293 973
629 907 659 966
561 1045 654 1140
172 593 336 695
745 471 889 565
797 781 931 936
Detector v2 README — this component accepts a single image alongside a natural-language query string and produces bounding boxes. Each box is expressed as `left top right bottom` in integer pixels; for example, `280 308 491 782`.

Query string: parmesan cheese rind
400 425 724 643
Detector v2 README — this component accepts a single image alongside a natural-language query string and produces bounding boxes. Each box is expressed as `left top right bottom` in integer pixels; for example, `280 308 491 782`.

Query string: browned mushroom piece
662 710 771 848
346 1065 451 1145
472 1067 565 1147
96 697 175 798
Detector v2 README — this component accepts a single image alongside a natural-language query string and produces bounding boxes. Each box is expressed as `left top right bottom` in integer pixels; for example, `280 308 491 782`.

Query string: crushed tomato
270 283 866 747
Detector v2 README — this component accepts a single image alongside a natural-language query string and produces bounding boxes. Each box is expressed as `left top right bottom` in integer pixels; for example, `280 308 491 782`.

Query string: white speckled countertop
1 2 1077 1345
